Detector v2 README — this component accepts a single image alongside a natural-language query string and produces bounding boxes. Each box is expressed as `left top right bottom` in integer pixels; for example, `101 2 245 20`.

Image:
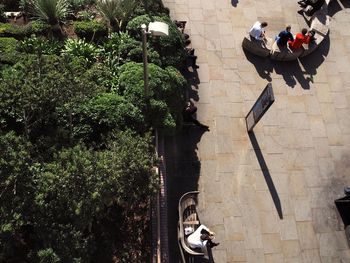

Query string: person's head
301 28 308 35
261 22 268 28
286 25 291 32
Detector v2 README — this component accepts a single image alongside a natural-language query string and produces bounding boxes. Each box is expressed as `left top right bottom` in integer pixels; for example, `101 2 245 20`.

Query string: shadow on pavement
243 33 330 89
248 132 283 219
165 67 210 262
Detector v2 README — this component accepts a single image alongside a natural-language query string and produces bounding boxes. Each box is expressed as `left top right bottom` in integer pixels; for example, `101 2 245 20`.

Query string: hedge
73 20 108 42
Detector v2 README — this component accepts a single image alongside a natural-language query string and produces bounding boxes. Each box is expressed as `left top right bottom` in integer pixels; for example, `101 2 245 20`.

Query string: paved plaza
164 0 350 262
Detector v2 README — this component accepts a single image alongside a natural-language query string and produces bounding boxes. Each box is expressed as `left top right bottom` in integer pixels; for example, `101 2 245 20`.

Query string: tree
97 0 136 33
118 62 187 134
0 55 104 150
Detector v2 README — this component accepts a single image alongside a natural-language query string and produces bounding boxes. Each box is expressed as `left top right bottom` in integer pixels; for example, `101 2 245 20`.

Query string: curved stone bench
242 34 273 58
242 3 330 61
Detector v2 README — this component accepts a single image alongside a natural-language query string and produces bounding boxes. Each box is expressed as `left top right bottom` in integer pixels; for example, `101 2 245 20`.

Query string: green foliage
0 21 49 39
63 38 98 63
118 62 186 133
29 0 70 25
73 20 108 42
2 0 20 11
132 0 169 17
0 37 17 53
101 32 161 69
30 20 51 35
69 0 95 10
127 14 186 68
0 23 29 39
17 35 63 55
58 92 145 140
31 131 156 261
37 248 60 263
76 9 95 20
0 37 20 65
97 0 137 32
0 4 6 23
0 55 103 144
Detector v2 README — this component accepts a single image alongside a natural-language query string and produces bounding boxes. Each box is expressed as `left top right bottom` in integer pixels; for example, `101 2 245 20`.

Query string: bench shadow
243 49 273 82
243 34 330 90
248 132 283 219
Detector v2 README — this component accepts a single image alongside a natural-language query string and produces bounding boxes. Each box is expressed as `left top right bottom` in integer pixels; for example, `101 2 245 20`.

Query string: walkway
164 0 350 262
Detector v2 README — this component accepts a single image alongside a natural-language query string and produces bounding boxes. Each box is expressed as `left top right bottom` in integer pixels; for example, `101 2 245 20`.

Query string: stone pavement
163 0 350 262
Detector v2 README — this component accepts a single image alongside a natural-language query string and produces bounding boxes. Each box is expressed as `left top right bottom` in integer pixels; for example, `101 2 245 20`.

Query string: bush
127 15 186 68
37 248 60 263
0 4 7 23
17 35 63 55
118 62 186 134
0 37 19 65
0 21 49 39
0 23 29 39
69 0 95 11
101 32 161 68
73 20 108 42
62 38 98 64
58 92 145 140
30 20 50 35
2 0 20 11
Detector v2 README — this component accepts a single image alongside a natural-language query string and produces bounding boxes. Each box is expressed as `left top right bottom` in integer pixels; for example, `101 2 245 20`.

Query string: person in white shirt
187 225 219 251
249 21 268 41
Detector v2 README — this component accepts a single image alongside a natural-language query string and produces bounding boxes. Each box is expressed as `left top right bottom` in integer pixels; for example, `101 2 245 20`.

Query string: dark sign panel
245 83 275 132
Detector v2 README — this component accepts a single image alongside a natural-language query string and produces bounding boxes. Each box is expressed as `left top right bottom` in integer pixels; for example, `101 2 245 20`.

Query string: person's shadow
231 0 239 7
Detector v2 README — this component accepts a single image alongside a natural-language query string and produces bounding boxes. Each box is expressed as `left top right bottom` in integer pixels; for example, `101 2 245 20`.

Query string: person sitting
276 25 294 47
249 21 268 41
187 225 219 251
183 100 209 129
297 0 325 17
288 28 311 50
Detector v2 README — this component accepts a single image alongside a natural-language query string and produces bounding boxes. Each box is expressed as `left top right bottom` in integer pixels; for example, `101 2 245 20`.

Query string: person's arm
304 34 311 44
289 32 294 41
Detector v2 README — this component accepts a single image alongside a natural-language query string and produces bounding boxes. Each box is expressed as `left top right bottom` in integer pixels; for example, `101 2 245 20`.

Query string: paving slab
164 0 350 262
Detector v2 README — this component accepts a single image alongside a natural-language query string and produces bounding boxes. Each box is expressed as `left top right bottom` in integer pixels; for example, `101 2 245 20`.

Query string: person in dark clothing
297 0 325 16
277 25 294 47
183 100 209 130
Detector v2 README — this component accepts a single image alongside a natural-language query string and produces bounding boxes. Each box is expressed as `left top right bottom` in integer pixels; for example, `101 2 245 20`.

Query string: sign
245 83 275 132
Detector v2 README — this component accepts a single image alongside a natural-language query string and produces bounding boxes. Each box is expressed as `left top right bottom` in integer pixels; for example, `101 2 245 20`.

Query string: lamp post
141 21 169 97
141 21 169 263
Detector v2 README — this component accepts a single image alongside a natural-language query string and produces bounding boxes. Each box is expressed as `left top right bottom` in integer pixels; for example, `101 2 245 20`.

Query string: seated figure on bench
187 225 219 251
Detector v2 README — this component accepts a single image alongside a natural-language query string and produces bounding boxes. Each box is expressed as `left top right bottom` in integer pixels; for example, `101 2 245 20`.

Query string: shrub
0 4 7 23
0 23 29 39
37 248 60 263
62 38 98 63
30 20 50 35
0 42 22 65
127 15 186 68
29 0 70 26
118 62 186 134
73 20 108 42
58 92 145 139
69 0 96 10
2 0 20 11
17 35 63 55
101 32 161 68
0 21 49 39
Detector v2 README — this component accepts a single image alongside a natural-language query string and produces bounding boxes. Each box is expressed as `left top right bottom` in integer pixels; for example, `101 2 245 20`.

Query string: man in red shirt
288 28 311 50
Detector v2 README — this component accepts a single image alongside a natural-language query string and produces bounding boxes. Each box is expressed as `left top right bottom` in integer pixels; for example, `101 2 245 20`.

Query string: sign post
245 83 275 132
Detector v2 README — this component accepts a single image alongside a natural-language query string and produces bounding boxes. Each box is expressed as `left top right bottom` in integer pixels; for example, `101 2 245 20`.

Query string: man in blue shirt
277 25 294 47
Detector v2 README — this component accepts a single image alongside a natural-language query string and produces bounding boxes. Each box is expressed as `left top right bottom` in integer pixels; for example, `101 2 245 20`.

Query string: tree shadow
165 67 211 262
248 132 283 219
